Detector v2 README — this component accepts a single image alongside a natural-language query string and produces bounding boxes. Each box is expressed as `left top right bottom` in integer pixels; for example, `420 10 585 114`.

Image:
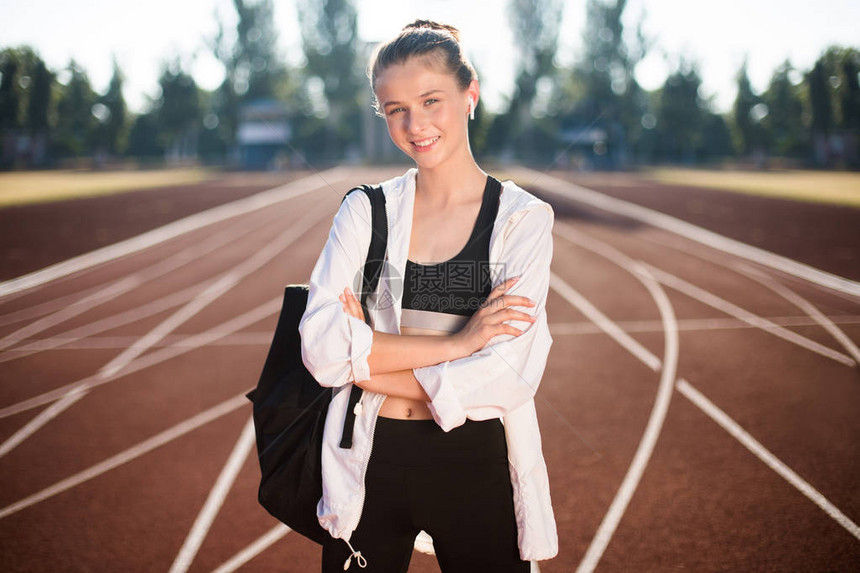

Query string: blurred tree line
0 0 857 170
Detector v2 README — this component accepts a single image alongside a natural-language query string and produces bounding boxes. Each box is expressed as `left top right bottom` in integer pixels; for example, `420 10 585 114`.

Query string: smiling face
374 56 478 171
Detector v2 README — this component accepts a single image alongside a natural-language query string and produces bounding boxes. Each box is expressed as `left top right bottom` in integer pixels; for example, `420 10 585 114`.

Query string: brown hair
368 20 477 112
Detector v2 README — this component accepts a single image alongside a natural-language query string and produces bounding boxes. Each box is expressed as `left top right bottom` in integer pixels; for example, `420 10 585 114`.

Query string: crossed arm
299 190 554 416
337 276 536 401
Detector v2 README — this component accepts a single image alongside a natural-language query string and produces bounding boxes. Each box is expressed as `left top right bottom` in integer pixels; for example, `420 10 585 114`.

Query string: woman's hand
339 287 365 322
452 276 536 356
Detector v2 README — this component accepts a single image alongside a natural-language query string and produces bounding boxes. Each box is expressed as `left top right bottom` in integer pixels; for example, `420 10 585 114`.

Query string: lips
411 136 440 150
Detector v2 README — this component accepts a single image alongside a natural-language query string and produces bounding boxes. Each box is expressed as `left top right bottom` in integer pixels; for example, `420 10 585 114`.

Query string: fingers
512 310 535 321
487 276 520 300
487 277 534 306
485 277 535 310
494 308 537 324
505 295 536 308
338 287 365 320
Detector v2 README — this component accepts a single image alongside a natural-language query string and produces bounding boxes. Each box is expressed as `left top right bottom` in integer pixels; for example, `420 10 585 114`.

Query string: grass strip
645 168 860 208
0 168 214 207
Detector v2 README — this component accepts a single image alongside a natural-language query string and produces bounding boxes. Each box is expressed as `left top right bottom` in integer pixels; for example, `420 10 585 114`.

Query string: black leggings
322 417 529 573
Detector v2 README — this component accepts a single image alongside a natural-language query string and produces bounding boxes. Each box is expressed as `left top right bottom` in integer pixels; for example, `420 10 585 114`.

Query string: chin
404 145 459 171
409 154 448 171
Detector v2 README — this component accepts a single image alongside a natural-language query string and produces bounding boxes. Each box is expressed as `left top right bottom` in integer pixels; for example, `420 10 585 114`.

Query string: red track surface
1 167 858 572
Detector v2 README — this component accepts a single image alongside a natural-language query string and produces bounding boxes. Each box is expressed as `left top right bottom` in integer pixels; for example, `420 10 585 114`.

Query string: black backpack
246 185 387 543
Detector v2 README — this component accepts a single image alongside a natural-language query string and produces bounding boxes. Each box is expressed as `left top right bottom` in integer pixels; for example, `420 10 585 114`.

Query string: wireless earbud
468 97 475 120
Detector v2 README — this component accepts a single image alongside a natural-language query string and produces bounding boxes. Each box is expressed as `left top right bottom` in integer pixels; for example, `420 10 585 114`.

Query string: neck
415 152 486 205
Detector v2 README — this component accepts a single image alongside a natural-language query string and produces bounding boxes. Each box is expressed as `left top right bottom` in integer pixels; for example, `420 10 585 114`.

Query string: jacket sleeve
299 190 374 388
413 203 555 431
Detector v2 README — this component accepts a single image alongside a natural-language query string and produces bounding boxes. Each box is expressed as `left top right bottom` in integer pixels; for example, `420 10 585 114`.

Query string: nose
405 109 428 135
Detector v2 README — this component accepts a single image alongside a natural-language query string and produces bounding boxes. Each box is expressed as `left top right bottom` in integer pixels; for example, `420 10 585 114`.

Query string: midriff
378 396 433 420
377 325 442 420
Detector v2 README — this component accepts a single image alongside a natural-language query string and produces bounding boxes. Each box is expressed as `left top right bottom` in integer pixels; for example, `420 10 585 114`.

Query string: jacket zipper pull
342 539 367 570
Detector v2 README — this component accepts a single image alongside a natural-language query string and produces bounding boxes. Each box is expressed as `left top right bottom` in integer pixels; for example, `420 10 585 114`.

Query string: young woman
299 20 557 572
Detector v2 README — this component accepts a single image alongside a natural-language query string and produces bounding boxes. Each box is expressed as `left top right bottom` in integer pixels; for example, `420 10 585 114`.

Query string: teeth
413 137 439 147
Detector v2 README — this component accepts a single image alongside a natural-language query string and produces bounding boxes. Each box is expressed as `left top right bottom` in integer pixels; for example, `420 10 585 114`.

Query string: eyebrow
382 90 445 108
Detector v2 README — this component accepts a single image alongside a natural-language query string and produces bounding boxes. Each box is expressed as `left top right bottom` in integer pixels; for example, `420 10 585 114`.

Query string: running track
0 167 858 572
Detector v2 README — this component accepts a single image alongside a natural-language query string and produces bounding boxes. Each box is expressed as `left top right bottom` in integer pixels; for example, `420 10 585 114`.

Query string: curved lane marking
642 263 855 367
554 227 860 548
574 263 679 573
552 225 680 573
513 167 860 299
549 273 661 372
733 263 860 366
635 231 860 368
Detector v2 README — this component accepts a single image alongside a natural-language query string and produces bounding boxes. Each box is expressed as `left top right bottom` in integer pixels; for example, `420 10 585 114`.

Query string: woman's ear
467 80 480 120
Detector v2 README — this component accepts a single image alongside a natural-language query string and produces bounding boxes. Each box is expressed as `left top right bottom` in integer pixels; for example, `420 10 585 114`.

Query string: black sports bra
401 176 502 333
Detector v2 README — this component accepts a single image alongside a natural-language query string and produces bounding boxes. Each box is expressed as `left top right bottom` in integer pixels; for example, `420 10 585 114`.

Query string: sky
1 0 858 115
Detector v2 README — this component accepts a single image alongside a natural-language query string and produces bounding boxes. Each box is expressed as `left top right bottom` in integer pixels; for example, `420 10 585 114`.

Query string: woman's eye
425 98 438 106
388 107 405 115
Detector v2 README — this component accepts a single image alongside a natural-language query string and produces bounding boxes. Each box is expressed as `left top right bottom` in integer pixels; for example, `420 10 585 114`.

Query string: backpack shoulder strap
342 185 387 315
339 184 386 449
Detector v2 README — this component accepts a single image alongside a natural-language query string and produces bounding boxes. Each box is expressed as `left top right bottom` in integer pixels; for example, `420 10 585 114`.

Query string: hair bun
403 19 461 42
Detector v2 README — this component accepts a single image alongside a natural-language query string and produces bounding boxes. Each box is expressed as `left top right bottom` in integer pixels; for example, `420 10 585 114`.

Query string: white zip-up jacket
299 168 558 561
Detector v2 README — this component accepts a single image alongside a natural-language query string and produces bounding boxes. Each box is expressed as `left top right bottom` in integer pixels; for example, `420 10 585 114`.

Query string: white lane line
552 222 661 373
169 417 256 573
0 283 111 327
15 316 854 350
0 388 87 458
634 231 860 367
0 392 248 520
0 282 207 366
643 263 856 367
0 276 142 351
0 207 282 352
734 264 860 366
555 224 679 570
549 272 661 372
98 200 330 379
554 228 860 553
97 276 237 379
0 296 281 419
2 262 248 452
210 524 291 573
640 229 860 308
558 222 856 366
553 268 860 548
1 332 274 352
575 263 679 573
512 167 860 299
0 167 348 298
676 379 860 541
549 316 860 336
